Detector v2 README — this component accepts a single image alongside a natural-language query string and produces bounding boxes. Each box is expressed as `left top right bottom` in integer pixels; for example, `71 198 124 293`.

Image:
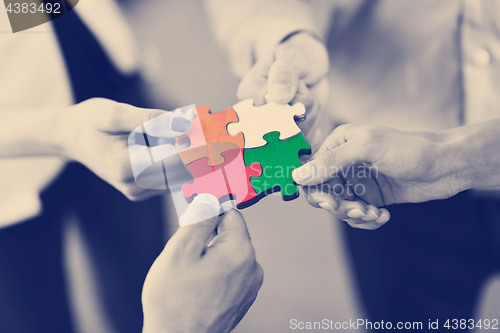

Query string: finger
303 185 374 224
292 144 356 185
322 199 368 221
361 205 382 221
345 207 391 230
376 208 391 224
205 209 251 252
107 103 166 132
291 81 315 122
274 32 330 85
293 140 368 185
110 103 191 138
267 60 299 104
237 54 274 106
292 126 352 184
142 110 192 138
302 185 340 209
345 219 381 230
311 124 355 159
168 194 222 258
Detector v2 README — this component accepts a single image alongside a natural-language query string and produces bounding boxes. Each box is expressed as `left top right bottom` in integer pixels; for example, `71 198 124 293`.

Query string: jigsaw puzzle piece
227 99 306 149
182 163 232 203
221 149 262 206
243 132 311 199
177 108 208 165
179 108 207 150
178 142 240 167
178 106 244 166
197 106 244 147
183 149 262 205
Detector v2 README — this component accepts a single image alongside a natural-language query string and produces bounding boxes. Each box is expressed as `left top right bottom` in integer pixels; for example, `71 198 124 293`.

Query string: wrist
433 129 470 194
51 105 76 160
437 122 500 192
19 107 66 157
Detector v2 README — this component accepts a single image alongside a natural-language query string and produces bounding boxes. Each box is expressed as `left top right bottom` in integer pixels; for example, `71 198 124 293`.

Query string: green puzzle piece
243 132 311 198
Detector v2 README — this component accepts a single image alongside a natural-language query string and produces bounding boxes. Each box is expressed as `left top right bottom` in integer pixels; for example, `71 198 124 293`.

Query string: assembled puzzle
177 99 311 209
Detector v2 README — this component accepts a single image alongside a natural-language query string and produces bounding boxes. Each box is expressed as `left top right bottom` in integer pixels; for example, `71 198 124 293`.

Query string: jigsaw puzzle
183 148 262 205
178 106 243 166
243 132 311 198
227 99 306 148
178 99 310 208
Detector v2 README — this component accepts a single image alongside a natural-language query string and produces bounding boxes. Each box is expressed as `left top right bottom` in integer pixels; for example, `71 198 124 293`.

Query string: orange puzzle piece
178 106 244 167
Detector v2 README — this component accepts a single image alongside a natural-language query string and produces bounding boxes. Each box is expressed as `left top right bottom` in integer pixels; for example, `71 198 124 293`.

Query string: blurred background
66 1 500 332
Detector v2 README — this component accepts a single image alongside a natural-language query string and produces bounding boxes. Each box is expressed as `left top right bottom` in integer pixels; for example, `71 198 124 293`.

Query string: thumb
267 60 299 104
142 109 192 138
107 103 165 132
293 125 368 185
167 194 222 259
292 142 365 185
205 209 251 254
110 103 191 135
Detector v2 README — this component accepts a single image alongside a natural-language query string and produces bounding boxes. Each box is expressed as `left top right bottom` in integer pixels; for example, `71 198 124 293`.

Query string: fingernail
319 202 335 211
376 210 391 224
179 193 220 227
292 163 314 183
362 209 379 221
171 117 191 133
272 84 293 97
347 209 365 219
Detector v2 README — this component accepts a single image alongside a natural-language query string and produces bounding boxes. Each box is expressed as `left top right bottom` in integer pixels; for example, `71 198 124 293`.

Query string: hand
293 124 463 229
142 194 264 333
56 98 191 201
237 32 329 140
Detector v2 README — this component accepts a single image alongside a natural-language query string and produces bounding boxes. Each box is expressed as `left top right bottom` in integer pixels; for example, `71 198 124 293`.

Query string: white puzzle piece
227 99 306 149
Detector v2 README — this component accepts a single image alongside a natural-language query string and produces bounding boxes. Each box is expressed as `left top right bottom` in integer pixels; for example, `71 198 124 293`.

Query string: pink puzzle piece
181 108 206 148
182 149 262 205
177 109 207 165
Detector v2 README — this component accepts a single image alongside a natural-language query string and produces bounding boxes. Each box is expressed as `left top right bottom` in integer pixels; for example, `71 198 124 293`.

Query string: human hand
56 98 191 201
142 194 264 333
293 124 463 229
237 32 329 140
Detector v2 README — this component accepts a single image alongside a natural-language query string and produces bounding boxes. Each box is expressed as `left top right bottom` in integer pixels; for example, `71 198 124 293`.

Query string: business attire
207 0 500 329
0 1 165 332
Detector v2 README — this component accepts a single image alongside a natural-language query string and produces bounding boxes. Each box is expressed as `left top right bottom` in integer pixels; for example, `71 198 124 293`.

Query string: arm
0 98 191 200
440 119 500 191
204 0 320 77
142 194 264 333
0 107 63 157
292 119 500 229
205 0 330 141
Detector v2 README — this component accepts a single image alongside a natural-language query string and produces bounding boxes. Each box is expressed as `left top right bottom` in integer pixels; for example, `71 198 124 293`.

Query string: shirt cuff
0 190 42 228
